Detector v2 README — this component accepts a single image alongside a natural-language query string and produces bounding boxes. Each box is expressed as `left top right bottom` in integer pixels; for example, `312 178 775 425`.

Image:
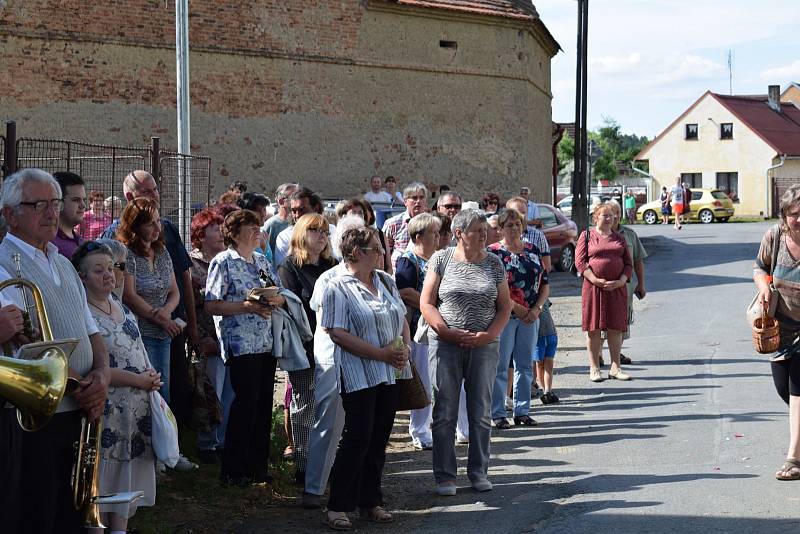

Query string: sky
534 0 800 138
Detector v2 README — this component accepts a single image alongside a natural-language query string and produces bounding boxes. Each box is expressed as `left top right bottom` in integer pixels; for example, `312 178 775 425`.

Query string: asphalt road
383 221 798 534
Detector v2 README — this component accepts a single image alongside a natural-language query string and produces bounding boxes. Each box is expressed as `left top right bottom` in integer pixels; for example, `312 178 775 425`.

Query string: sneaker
412 440 433 451
436 481 457 496
456 433 469 444
589 368 603 383
504 396 513 410
471 478 493 492
172 454 199 471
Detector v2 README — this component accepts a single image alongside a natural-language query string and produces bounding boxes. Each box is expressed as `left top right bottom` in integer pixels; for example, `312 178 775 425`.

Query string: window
685 123 698 140
538 206 559 228
439 40 458 49
716 172 739 203
681 173 702 188
720 123 733 140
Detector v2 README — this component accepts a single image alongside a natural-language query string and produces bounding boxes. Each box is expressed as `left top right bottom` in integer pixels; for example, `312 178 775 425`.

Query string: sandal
775 459 800 481
493 418 511 430
359 505 394 523
513 415 538 427
323 511 352 531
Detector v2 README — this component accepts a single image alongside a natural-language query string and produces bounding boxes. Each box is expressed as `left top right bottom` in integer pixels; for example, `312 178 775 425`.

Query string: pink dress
575 229 633 331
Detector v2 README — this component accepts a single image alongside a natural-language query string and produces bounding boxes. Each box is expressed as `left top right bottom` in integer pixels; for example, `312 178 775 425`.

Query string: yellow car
637 188 735 224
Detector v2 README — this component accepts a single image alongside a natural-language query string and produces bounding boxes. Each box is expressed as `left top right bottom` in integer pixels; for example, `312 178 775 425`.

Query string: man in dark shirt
51 171 87 258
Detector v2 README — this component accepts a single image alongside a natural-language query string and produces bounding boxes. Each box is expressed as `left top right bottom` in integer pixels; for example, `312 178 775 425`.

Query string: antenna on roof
727 50 734 95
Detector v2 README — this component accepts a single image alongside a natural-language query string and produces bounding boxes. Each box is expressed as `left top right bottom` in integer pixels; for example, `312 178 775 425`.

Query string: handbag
394 356 430 411
149 390 180 467
746 226 781 326
187 345 223 432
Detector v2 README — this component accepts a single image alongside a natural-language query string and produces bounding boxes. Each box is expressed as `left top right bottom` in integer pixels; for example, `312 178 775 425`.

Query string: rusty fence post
150 136 160 181
4 121 17 177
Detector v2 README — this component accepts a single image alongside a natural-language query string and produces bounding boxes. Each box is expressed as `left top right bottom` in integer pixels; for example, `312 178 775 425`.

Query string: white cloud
760 60 800 82
589 53 725 85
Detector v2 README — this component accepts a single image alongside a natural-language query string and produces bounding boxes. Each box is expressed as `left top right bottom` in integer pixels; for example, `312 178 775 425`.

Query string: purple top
51 227 83 260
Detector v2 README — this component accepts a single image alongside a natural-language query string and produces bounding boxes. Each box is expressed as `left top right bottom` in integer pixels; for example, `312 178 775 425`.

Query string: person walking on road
668 177 685 230
754 184 800 481
575 202 633 383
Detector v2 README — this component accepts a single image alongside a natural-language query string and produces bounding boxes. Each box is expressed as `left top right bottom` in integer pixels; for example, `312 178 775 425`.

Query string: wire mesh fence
0 135 5 177
10 137 212 249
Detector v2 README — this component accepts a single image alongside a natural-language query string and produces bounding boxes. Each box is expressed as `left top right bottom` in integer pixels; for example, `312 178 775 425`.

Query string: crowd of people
28 166 800 533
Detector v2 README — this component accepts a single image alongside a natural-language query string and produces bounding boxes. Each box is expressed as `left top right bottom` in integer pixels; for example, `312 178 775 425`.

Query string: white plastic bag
149 391 180 468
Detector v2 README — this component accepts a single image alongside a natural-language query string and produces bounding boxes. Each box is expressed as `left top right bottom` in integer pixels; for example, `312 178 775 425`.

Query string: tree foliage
556 117 650 183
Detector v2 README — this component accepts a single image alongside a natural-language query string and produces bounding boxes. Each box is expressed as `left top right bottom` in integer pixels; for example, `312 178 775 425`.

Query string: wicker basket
753 311 780 354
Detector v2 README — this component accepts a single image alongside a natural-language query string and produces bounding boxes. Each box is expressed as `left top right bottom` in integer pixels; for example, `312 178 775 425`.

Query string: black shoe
294 470 306 485
541 392 560 405
198 449 220 464
620 353 633 365
220 474 251 488
302 492 322 509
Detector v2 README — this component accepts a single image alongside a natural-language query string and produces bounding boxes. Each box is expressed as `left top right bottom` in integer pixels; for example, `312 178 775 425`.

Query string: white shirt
274 223 338 268
0 233 99 336
363 191 393 204
309 262 348 368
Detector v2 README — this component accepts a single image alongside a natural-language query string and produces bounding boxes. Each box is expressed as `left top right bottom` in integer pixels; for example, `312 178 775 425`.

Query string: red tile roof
712 93 800 156
390 0 539 21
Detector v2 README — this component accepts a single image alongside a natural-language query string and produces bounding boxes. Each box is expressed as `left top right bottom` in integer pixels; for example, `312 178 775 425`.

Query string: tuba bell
0 277 74 431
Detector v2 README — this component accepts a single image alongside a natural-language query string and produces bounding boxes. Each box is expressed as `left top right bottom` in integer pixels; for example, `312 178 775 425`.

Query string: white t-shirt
364 191 393 204
670 185 684 204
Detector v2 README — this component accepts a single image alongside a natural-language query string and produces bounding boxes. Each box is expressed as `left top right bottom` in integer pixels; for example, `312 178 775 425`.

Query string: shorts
672 203 685 215
660 204 670 215
533 334 558 362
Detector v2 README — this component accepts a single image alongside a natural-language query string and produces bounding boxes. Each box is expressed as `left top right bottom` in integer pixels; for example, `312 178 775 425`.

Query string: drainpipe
766 155 786 219
630 164 655 201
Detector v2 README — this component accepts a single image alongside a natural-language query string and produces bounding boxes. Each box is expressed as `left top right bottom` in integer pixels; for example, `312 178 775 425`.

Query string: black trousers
772 356 800 404
170 331 193 427
20 410 83 534
0 408 23 533
328 383 399 512
221 353 277 482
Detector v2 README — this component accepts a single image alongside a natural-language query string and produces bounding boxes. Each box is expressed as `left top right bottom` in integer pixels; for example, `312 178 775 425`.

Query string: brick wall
0 0 557 203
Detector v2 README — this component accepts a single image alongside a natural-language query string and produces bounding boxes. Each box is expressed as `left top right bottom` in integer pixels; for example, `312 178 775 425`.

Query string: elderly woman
188 208 231 464
321 226 411 529
575 202 634 383
117 198 182 403
205 209 286 486
81 190 111 241
420 210 511 496
488 209 548 428
337 197 392 273
395 213 440 450
754 184 800 480
277 213 336 485
72 241 158 532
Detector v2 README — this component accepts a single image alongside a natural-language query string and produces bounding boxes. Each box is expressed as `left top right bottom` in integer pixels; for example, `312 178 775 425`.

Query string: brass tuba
0 277 73 431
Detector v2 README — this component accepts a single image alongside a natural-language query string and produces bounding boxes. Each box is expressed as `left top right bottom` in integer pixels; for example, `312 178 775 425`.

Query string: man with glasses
0 168 110 534
382 181 429 271
262 182 298 257
101 170 199 470
51 171 87 259
437 191 463 219
273 186 329 267
519 187 542 231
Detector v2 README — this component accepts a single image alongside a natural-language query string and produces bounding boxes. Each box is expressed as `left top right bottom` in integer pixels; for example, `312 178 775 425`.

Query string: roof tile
390 0 539 21
713 93 800 156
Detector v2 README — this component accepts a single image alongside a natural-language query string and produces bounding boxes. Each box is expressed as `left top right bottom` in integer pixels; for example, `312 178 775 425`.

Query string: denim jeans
492 318 538 419
429 336 500 483
197 355 234 452
142 336 172 404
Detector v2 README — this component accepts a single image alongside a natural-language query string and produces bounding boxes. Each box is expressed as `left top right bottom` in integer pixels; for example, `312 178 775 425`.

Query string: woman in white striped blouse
321 226 411 530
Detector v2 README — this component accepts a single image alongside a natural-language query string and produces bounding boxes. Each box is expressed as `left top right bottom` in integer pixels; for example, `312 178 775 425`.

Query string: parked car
636 188 735 224
537 203 578 272
556 194 603 218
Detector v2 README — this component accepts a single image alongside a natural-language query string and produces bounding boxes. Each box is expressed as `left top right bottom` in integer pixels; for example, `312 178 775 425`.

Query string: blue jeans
429 336 500 483
492 318 538 419
142 336 172 404
197 356 234 452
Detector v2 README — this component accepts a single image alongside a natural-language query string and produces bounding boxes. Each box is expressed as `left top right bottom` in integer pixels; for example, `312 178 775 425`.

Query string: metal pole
571 0 584 229
176 0 190 243
580 0 589 227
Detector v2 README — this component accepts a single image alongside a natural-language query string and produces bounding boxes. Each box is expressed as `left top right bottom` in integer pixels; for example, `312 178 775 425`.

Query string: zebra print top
427 247 505 332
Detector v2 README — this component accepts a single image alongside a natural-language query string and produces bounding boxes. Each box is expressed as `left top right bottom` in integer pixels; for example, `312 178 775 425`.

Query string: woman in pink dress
81 190 112 240
575 202 634 383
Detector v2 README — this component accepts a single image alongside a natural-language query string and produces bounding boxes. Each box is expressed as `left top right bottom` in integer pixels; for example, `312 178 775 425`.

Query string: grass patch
130 406 297 533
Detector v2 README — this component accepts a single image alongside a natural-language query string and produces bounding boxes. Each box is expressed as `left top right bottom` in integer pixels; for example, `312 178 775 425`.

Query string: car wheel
558 244 575 273
643 210 658 225
699 209 714 224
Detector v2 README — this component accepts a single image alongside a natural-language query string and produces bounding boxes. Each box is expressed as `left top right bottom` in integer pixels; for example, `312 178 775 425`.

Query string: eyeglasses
360 246 385 254
442 204 461 210
308 228 330 236
113 262 126 271
19 199 64 213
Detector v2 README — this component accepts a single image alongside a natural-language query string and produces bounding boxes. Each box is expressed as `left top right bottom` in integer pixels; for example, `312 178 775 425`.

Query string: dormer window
685 123 698 140
720 123 733 140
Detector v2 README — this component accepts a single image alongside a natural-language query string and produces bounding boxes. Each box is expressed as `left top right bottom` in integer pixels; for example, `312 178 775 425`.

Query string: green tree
557 135 574 172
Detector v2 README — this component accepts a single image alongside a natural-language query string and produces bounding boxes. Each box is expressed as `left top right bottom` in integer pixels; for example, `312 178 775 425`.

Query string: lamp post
176 0 191 243
571 0 590 231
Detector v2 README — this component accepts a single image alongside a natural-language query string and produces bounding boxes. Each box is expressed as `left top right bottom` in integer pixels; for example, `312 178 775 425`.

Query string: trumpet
72 417 105 528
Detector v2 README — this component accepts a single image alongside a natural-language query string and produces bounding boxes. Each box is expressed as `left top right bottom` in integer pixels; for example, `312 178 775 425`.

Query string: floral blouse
205 247 282 359
91 295 153 462
488 241 548 314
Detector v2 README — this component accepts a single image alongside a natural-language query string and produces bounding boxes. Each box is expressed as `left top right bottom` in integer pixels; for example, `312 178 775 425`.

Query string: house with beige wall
635 85 800 217
782 82 800 106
